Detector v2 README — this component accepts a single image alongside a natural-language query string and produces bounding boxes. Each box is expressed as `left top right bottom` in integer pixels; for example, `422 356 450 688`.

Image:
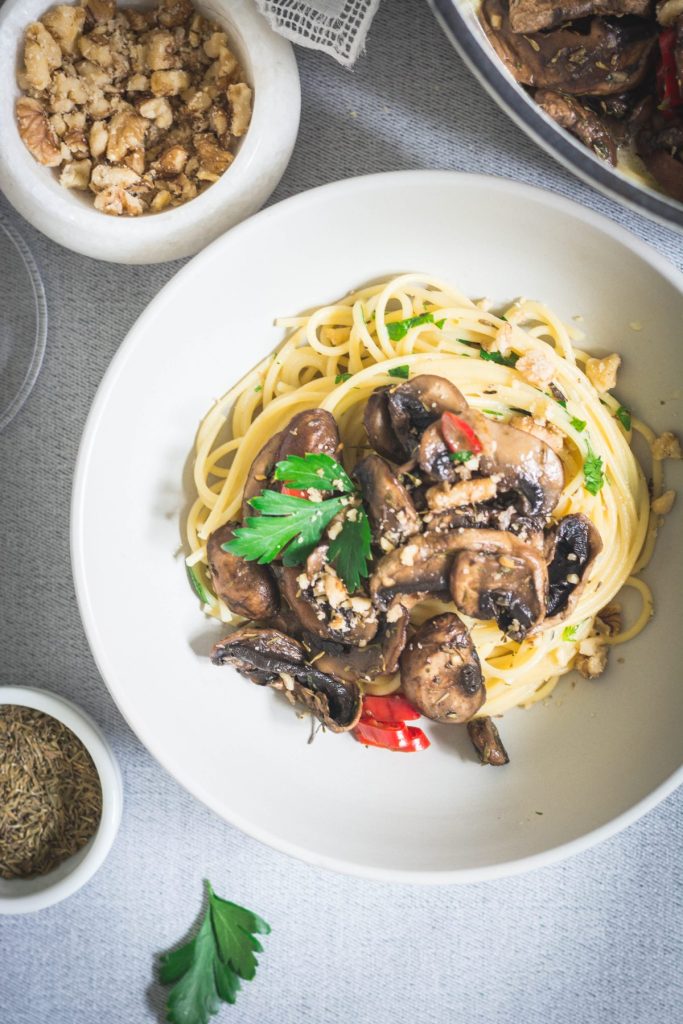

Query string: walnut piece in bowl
16 0 253 217
0 0 300 261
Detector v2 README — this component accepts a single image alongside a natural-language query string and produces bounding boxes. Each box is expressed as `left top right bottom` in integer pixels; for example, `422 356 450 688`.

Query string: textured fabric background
1 1 682 1022
255 0 380 64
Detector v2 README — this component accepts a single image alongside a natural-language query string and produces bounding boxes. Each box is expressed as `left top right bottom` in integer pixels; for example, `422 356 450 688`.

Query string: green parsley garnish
583 443 605 496
556 399 568 409
388 365 410 379
227 455 371 591
274 453 354 493
562 624 579 641
615 406 632 431
159 881 270 1024
335 372 352 384
253 384 262 393
449 450 473 463
570 416 586 432
479 349 519 368
482 408 504 417
386 312 434 341
435 318 446 329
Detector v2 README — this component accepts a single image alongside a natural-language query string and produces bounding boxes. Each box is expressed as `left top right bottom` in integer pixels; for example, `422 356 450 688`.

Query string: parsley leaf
159 881 270 1024
335 372 352 384
435 318 446 329
253 384 262 393
226 491 347 566
482 408 504 417
274 453 354 494
616 406 632 431
562 624 579 641
583 444 605 496
449 450 473 463
186 564 214 606
388 364 410 379
479 349 519 368
570 416 587 432
327 509 372 593
386 312 434 341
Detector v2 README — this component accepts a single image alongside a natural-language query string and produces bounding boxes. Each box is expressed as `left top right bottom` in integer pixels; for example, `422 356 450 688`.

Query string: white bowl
0 686 123 914
0 0 300 264
72 171 683 883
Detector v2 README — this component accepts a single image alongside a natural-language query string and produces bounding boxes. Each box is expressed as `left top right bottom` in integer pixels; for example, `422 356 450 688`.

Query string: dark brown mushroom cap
279 553 379 646
482 0 657 96
400 613 485 723
211 626 362 731
304 600 410 683
353 454 421 547
535 90 618 164
508 0 651 34
364 375 468 463
467 717 510 766
241 431 285 521
206 522 279 620
277 408 340 461
543 513 603 625
449 530 548 640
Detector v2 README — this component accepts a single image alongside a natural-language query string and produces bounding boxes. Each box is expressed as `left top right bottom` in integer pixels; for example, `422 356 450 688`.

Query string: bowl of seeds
0 686 122 914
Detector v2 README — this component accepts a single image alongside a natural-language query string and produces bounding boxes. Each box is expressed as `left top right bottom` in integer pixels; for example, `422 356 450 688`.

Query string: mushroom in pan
535 90 618 164
467 717 510 766
353 454 420 548
279 545 379 645
400 613 485 723
507 0 652 34
449 530 548 641
211 626 362 732
482 0 657 96
206 522 279 620
544 513 603 623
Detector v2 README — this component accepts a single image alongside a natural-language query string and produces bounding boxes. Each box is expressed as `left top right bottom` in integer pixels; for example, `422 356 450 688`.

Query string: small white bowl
0 686 123 914
0 0 300 264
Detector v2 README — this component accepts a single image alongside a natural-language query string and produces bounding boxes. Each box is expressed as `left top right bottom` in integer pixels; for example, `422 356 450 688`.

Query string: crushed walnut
585 353 621 393
651 431 682 461
515 350 555 390
15 0 252 216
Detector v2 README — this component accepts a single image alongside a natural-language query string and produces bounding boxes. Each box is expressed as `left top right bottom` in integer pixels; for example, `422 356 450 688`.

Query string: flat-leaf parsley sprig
159 881 270 1024
226 453 372 592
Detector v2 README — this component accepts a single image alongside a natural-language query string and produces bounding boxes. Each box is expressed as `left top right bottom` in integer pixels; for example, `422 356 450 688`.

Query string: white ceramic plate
72 172 683 883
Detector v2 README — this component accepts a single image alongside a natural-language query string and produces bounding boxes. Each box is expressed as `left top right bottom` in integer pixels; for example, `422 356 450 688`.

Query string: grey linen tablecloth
1 1 682 1021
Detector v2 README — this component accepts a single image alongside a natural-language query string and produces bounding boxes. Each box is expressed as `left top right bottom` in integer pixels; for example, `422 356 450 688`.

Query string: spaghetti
186 273 666 718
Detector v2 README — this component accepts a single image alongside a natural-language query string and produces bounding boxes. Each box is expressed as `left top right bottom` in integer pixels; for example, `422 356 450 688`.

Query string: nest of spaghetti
204 373 616 765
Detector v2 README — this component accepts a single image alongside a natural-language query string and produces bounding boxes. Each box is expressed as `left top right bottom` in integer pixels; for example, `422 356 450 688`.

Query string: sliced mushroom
508 0 651 34
450 531 548 640
400 613 485 723
364 375 468 463
482 0 657 96
370 530 456 608
535 90 618 164
636 117 683 203
241 431 284 520
467 717 510 766
544 513 603 623
206 522 279 620
211 626 362 731
279 547 379 645
304 599 410 683
353 454 420 548
277 408 340 461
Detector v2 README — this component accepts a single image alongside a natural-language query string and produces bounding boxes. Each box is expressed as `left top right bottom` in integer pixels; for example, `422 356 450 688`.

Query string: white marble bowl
0 686 123 914
0 0 300 263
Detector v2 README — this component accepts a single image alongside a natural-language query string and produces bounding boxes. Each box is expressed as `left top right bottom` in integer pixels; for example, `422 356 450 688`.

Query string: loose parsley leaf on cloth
386 311 435 341
583 444 605 496
387 364 410 379
327 509 372 593
159 881 270 1024
616 406 632 431
274 453 354 494
479 349 519 369
226 491 347 566
570 417 587 432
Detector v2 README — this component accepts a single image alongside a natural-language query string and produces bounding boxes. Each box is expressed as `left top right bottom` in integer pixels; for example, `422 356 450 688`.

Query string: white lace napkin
255 0 382 65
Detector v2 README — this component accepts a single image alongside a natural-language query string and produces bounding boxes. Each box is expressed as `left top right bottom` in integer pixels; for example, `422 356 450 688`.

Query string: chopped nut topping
426 476 498 511
651 432 682 461
516 350 555 389
16 0 252 216
576 635 609 679
585 353 621 392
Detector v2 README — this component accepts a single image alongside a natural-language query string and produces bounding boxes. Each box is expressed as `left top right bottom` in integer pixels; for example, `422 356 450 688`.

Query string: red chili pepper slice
441 411 483 455
363 694 421 722
354 716 431 752
657 29 683 115
281 485 309 499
